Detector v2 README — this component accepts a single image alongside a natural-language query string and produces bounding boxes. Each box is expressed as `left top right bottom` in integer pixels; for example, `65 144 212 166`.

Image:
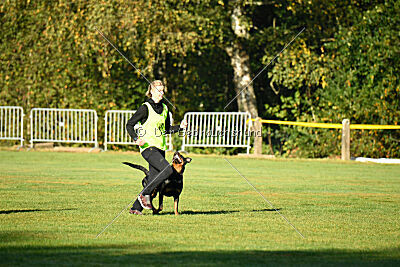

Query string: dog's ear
185 157 192 163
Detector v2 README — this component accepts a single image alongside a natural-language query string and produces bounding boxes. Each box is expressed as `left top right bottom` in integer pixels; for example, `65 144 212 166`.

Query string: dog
123 151 192 215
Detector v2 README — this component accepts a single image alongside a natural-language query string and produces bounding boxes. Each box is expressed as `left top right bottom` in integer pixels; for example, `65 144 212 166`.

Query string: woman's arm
165 115 180 134
165 115 187 134
126 104 148 140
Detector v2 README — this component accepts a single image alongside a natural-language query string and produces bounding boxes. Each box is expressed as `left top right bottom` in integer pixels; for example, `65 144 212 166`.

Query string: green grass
1 151 400 266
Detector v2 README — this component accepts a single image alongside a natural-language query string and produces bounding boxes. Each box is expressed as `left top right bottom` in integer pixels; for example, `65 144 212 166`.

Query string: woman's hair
146 80 164 98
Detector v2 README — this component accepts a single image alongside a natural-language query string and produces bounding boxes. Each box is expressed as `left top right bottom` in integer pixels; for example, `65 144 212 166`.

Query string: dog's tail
122 162 149 176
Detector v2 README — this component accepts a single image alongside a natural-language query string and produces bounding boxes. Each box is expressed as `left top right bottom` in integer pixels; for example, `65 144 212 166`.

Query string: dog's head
172 151 192 174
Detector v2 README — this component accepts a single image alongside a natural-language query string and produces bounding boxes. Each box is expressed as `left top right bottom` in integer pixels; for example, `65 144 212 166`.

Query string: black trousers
131 147 173 211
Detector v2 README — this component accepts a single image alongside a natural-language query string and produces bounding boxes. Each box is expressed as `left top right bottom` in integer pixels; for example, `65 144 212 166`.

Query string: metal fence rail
0 106 24 147
30 108 98 148
104 110 174 151
181 112 252 154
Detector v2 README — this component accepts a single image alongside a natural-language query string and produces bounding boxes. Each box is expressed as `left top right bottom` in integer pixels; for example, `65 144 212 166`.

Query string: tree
225 0 258 118
262 0 400 158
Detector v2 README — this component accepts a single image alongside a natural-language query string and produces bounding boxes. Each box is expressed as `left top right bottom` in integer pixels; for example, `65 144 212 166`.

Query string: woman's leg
140 147 173 196
130 149 166 213
131 199 143 212
147 148 166 185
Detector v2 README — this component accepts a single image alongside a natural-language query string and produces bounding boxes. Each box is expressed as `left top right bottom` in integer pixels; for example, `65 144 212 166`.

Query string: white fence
2 107 252 153
30 108 98 148
181 112 252 154
0 106 24 147
104 110 173 151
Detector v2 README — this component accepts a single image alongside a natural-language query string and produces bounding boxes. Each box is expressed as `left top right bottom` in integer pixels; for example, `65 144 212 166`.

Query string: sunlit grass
1 151 400 265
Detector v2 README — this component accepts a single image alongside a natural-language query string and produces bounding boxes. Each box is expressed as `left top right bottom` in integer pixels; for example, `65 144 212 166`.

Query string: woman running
126 80 187 214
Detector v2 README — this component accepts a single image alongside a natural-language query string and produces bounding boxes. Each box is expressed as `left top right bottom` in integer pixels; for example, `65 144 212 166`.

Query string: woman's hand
136 138 146 146
180 119 188 129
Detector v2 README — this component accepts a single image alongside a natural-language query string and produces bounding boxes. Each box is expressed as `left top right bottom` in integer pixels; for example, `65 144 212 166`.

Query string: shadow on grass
0 244 399 266
156 210 240 215
0 209 77 214
155 209 280 216
252 208 281 212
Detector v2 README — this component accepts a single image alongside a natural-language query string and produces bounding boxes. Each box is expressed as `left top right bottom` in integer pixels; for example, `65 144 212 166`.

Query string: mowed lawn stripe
0 151 399 265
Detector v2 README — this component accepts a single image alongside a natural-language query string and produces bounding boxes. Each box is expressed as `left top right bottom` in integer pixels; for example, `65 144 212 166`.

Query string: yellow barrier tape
248 119 400 130
350 124 400 130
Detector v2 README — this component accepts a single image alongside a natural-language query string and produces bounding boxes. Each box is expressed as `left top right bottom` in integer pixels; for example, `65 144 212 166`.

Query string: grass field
1 150 400 266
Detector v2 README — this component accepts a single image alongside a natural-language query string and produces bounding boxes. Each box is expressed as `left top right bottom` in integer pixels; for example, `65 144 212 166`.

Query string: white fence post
253 117 262 155
104 110 174 151
0 106 25 148
341 119 350 160
30 108 98 148
181 112 251 154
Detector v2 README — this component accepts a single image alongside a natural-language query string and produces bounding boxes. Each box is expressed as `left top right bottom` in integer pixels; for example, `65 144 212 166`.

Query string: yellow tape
259 119 342 129
350 124 400 130
248 119 400 130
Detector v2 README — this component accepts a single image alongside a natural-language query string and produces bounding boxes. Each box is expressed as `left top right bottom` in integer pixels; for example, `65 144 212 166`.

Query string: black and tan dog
123 151 192 215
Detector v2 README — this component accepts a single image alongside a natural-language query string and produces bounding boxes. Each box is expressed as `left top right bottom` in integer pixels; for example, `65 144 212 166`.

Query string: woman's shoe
129 208 143 215
138 194 152 209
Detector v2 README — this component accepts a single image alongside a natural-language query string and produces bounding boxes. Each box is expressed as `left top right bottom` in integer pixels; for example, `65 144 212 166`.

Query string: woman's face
151 85 164 103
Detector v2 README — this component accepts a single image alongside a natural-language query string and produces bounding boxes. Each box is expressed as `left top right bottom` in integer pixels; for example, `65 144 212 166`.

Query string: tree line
1 0 399 157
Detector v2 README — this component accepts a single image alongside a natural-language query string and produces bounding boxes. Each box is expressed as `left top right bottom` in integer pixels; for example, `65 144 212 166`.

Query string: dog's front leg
174 197 179 216
150 196 158 214
152 194 163 215
158 194 164 212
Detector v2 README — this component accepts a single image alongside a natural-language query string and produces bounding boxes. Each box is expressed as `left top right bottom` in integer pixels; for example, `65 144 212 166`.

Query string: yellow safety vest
138 102 168 152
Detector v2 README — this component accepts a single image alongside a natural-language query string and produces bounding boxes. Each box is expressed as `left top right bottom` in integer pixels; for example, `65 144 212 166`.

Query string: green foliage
1 0 399 157
263 0 400 158
0 1 235 142
0 1 146 119
311 1 400 158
